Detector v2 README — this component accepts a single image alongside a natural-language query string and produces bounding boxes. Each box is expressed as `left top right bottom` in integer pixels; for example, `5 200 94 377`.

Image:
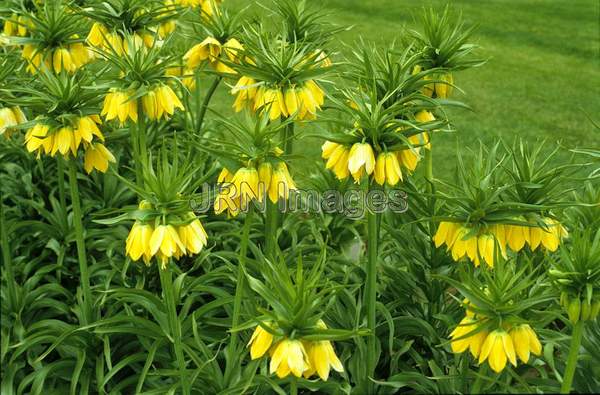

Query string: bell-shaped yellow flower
247 323 275 360
102 90 138 124
509 324 542 363
449 316 489 358
479 330 517 373
348 143 375 183
269 339 310 379
83 143 116 173
267 162 297 203
0 106 27 138
303 340 344 381
374 152 403 186
184 36 223 69
126 221 154 263
149 224 186 267
177 218 208 255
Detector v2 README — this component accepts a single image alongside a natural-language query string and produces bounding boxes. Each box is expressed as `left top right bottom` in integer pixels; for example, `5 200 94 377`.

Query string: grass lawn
212 0 600 177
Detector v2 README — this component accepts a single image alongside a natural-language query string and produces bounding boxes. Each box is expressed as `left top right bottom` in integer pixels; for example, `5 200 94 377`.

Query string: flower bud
567 298 581 324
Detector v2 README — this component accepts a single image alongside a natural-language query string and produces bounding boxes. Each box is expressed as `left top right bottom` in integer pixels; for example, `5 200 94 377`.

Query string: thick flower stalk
0 106 27 138
247 320 344 381
125 202 208 269
24 116 115 174
214 160 296 217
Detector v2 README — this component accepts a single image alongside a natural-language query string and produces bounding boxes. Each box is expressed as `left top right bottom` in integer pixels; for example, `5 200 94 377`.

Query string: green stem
471 363 487 394
196 76 222 133
365 208 380 382
284 122 295 155
129 121 143 189
57 157 67 210
1 194 16 310
225 206 253 382
560 320 584 394
290 378 298 395
159 267 189 395
265 200 279 257
68 161 92 324
138 108 148 172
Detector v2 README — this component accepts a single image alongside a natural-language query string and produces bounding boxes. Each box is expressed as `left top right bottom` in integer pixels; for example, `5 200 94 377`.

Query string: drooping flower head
15 2 94 74
408 6 484 99
9 70 115 173
122 142 209 268
228 23 332 121
244 252 349 381
444 264 545 373
84 0 180 54
98 33 185 125
197 114 297 217
183 5 244 75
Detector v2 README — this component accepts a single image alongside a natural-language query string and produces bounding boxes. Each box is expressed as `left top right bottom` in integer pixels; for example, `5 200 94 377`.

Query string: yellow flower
214 168 242 217
539 218 567 252
184 36 223 69
479 330 517 373
166 66 196 89
153 85 185 119
177 217 208 254
87 23 108 47
232 76 258 111
83 143 116 173
268 162 297 203
102 89 138 124
374 152 403 186
303 340 344 381
174 0 221 15
450 317 475 352
509 324 542 364
247 323 275 360
149 224 186 267
348 143 375 183
158 20 176 39
68 42 94 68
506 224 527 252
269 339 310 378
0 107 27 138
231 167 260 207
126 221 154 263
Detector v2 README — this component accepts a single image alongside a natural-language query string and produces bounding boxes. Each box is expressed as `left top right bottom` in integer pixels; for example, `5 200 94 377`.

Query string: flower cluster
232 78 325 121
101 85 184 124
174 0 221 15
22 40 94 74
434 217 568 267
214 160 296 216
247 321 344 381
0 106 27 138
449 306 541 373
87 23 156 55
125 202 208 268
24 116 115 173
321 136 428 186
3 13 30 37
